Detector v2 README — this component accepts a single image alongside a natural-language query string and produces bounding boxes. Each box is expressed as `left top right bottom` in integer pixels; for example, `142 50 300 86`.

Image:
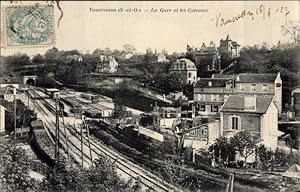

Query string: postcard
0 1 299 192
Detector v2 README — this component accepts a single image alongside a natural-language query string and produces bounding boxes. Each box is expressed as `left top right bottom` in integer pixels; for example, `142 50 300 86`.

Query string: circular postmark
6 5 54 46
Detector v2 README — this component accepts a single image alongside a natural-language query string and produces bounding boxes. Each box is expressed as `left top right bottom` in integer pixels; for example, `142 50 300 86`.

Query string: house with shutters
231 73 282 114
193 78 233 117
193 72 282 116
220 95 281 150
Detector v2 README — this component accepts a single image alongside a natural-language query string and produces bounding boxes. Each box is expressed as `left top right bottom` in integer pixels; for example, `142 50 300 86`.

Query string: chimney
244 95 256 111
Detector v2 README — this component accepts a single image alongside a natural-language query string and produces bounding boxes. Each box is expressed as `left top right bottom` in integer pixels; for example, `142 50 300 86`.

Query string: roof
195 78 230 88
196 46 218 55
221 95 274 114
169 58 197 71
237 73 278 83
290 85 300 91
0 87 23 95
211 74 237 79
232 41 240 47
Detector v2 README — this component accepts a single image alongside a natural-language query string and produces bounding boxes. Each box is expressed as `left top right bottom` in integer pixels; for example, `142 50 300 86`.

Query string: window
199 105 205 111
276 83 281 87
211 105 219 112
251 84 256 92
262 84 268 92
240 84 245 92
232 117 239 130
228 115 241 130
226 82 232 90
212 94 217 101
198 94 203 101
188 72 191 78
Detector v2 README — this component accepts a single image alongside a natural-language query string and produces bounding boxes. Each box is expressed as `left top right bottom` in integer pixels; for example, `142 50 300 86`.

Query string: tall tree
32 54 45 65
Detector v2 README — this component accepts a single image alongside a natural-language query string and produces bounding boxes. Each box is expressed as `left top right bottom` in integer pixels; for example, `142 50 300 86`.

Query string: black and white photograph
0 1 299 191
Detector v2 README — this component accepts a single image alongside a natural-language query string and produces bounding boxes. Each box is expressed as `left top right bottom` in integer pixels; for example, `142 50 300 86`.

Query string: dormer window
244 95 256 111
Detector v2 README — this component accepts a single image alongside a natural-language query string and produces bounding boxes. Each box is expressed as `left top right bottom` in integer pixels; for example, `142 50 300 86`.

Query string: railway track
28 87 177 192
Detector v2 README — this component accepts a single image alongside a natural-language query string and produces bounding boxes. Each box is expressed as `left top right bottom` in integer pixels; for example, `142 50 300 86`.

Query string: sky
1 1 299 56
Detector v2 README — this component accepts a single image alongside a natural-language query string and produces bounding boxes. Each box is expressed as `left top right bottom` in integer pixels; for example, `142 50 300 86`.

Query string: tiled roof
194 78 230 88
221 95 274 114
212 74 237 79
237 73 278 83
169 58 197 71
195 46 218 55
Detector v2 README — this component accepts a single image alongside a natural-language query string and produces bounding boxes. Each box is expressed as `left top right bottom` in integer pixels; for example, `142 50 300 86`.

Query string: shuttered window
228 115 241 130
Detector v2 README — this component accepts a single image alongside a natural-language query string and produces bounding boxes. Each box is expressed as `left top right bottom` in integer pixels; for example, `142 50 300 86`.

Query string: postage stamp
2 5 55 48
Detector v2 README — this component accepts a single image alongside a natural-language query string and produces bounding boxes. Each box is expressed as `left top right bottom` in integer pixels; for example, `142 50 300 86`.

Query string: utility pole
55 93 60 161
80 120 84 168
60 105 70 164
84 117 93 166
13 87 17 145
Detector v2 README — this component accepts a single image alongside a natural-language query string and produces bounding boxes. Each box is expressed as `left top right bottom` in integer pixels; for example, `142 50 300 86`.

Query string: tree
45 47 60 64
123 44 137 55
151 73 184 93
32 54 45 65
281 20 300 45
209 136 235 166
162 158 187 190
0 142 37 192
0 99 33 133
257 144 273 170
5 53 31 68
112 96 127 119
42 155 142 191
230 131 259 168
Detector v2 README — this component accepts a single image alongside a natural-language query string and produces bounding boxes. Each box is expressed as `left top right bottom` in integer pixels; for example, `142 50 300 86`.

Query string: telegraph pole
13 87 17 145
84 117 93 166
55 93 60 161
81 120 84 168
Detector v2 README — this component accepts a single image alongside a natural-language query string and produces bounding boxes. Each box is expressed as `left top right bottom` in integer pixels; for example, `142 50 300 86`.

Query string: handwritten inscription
213 5 290 28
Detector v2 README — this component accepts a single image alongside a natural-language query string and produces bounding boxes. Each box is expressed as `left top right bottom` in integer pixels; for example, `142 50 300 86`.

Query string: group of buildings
157 36 288 152
153 72 282 151
187 34 240 71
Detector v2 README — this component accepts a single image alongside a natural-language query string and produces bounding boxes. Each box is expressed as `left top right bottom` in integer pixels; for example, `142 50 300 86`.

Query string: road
28 87 177 192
